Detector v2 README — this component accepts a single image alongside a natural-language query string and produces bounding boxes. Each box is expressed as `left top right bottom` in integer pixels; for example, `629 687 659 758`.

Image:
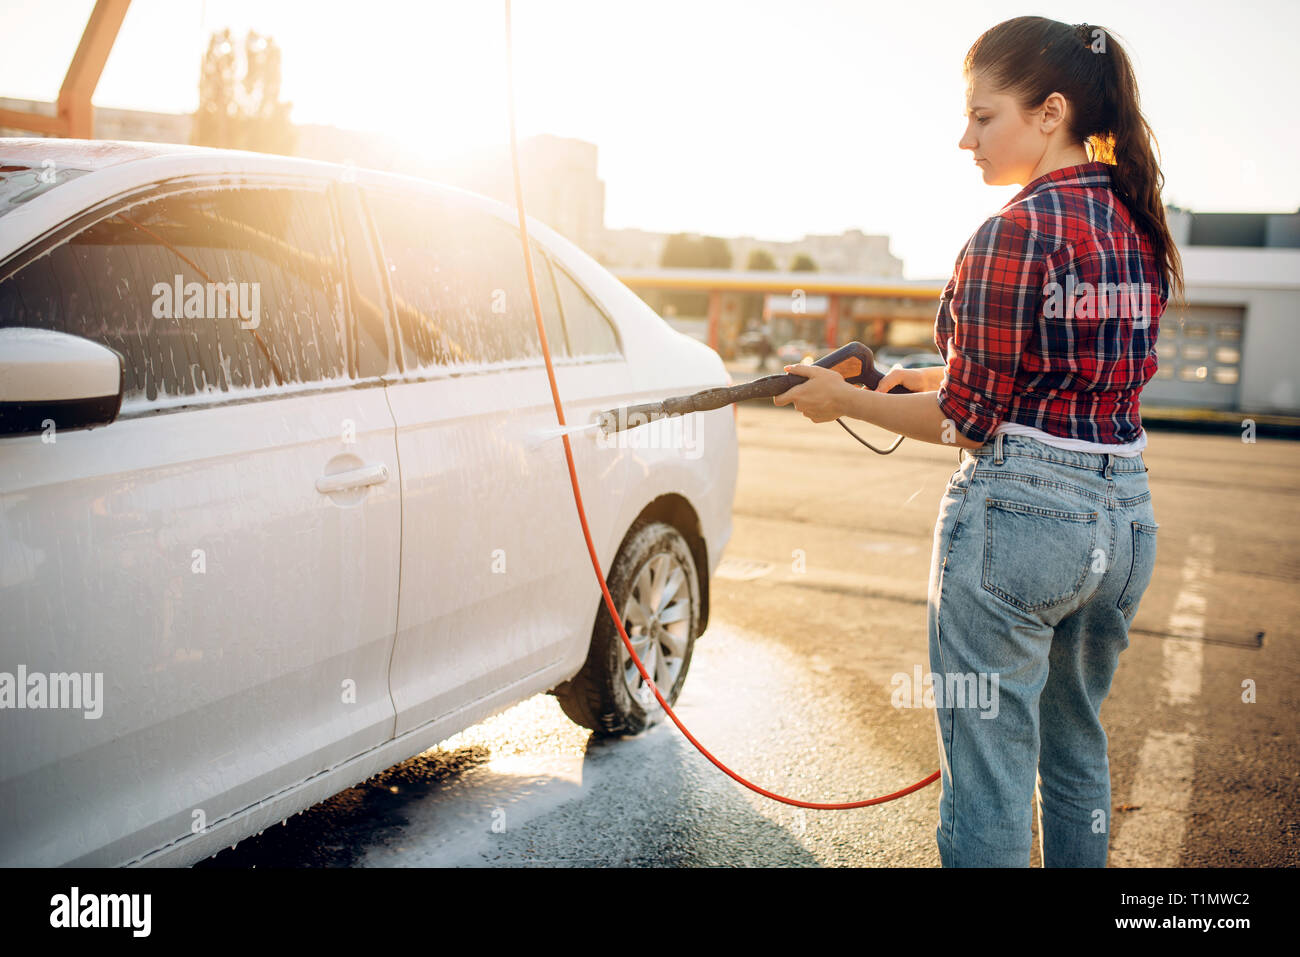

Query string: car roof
0 137 569 267
0 136 467 196
0 137 208 172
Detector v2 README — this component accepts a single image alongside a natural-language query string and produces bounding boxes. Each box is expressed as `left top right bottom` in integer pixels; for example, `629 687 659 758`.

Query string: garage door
1143 304 1245 410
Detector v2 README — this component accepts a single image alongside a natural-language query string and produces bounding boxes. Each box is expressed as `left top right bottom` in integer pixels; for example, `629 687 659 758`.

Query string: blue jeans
927 432 1159 867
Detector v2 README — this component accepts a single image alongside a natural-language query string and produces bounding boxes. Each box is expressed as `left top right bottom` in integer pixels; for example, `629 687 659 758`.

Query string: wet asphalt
196 618 942 867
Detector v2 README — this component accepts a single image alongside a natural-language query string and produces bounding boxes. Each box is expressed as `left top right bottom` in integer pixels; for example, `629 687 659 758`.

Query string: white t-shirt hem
990 420 1147 456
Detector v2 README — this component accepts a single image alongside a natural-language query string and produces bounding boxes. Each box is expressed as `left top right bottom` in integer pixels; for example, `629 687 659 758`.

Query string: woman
774 16 1184 866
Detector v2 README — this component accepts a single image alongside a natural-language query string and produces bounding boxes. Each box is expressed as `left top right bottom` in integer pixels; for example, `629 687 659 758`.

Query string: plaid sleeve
933 274 956 359
936 215 1043 444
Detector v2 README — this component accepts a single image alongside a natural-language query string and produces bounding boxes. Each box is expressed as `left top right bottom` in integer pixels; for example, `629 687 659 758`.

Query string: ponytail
965 17 1187 316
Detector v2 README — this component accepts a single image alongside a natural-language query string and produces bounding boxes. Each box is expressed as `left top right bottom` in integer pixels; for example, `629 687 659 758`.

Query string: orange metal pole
59 0 132 138
706 288 722 354
825 293 840 348
0 0 131 137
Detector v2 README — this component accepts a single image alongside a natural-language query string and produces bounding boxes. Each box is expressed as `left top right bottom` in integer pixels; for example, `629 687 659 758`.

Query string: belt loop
993 432 1004 465
1103 452 1114 479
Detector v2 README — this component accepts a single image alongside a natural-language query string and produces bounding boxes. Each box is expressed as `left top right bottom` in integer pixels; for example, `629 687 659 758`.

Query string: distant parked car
777 339 819 365
872 346 913 368
0 138 738 866
898 352 944 368
874 350 945 375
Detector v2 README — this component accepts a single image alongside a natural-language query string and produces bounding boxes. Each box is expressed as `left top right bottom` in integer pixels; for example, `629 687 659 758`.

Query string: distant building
444 134 607 257
732 229 903 276
595 227 670 270
1167 205 1300 249
0 96 191 142
1151 207 1300 415
597 226 902 275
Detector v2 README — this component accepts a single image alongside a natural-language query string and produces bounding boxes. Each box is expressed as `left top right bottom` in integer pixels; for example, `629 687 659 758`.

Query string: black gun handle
783 341 914 394
812 341 916 391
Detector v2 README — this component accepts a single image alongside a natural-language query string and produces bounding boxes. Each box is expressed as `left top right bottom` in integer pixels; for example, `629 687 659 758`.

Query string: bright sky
2 0 1296 278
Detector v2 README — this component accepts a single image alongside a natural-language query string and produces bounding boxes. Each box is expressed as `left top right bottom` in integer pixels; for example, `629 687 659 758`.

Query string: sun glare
282 1 514 168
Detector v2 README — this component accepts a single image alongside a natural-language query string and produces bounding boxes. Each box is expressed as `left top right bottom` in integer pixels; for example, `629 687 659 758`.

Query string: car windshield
0 163 92 217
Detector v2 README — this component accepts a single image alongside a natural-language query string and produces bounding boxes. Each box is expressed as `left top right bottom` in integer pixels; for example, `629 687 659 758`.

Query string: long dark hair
965 16 1186 314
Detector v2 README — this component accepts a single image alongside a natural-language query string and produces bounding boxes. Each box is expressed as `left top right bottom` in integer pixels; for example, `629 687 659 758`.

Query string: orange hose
502 0 938 809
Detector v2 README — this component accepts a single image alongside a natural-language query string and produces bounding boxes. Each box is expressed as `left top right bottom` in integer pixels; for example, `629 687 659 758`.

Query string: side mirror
0 328 124 437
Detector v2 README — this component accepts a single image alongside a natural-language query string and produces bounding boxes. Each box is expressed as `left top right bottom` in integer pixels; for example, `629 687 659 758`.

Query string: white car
0 138 738 867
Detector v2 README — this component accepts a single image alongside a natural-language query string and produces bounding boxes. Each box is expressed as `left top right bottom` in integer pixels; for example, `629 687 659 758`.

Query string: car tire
552 520 701 737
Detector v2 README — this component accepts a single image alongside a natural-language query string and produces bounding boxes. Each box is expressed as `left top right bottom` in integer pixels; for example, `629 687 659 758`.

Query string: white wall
1182 247 1300 414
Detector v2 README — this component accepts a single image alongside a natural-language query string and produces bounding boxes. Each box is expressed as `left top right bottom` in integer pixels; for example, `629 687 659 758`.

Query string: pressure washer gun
596 341 913 435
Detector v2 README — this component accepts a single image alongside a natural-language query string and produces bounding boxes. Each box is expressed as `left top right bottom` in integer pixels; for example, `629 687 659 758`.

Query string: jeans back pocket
1118 521 1159 621
981 498 1100 614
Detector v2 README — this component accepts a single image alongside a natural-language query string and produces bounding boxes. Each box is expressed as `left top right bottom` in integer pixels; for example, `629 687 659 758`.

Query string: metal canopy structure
0 0 132 139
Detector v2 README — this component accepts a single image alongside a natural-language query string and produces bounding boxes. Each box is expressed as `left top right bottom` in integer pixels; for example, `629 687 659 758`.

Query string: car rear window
0 163 92 217
552 264 621 358
365 188 568 370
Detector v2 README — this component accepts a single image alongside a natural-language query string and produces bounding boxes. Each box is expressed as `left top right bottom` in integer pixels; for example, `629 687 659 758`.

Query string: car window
337 186 393 378
524 238 569 359
0 186 349 404
0 162 93 218
365 189 566 370
552 264 621 357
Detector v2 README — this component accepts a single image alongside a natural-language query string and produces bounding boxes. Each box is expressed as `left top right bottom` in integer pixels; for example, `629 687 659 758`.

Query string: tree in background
194 28 296 156
789 252 818 272
741 247 777 329
658 234 733 317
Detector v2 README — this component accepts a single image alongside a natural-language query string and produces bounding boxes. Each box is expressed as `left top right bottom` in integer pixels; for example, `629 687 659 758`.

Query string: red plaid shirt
934 160 1168 445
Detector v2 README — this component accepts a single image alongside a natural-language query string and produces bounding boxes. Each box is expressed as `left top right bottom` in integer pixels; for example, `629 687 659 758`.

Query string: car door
0 180 401 865
363 185 622 734
514 248 636 666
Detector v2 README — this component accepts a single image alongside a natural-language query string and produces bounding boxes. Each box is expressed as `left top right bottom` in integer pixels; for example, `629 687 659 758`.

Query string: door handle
316 463 390 494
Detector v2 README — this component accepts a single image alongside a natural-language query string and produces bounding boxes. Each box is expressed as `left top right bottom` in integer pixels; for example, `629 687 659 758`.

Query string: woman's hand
875 363 946 394
773 362 855 423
